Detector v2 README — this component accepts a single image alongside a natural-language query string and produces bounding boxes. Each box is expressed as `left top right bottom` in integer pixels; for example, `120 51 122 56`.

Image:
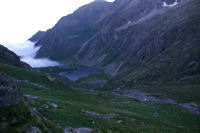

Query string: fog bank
2 41 60 68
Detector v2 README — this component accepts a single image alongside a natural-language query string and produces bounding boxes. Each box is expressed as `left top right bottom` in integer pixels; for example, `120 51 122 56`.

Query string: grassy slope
0 103 62 133
0 64 200 133
75 74 110 89
105 40 200 103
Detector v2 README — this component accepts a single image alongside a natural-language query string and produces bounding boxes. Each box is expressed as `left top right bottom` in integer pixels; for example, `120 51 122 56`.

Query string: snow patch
163 0 178 7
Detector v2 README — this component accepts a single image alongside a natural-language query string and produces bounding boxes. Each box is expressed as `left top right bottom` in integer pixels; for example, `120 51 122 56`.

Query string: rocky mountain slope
28 31 46 42
0 72 23 107
0 19 199 133
0 1 199 131
35 0 114 61
0 46 61 132
34 0 200 81
0 44 30 68
31 0 200 106
0 71 60 132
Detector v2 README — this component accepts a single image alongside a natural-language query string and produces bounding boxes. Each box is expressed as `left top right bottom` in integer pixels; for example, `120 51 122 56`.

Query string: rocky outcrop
35 0 114 61
64 127 92 133
0 44 31 68
0 72 23 107
81 109 119 119
26 126 42 133
28 31 46 42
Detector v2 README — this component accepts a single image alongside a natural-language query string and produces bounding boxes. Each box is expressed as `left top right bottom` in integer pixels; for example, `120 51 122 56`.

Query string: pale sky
0 0 115 44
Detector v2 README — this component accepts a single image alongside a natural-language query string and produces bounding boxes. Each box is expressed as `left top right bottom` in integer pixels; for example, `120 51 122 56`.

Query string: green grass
104 39 200 103
0 64 70 90
131 84 200 103
1 64 200 132
0 103 62 133
18 82 200 133
75 74 110 89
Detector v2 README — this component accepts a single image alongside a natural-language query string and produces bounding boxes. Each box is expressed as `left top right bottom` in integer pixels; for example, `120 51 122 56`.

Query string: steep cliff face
0 45 30 68
77 0 200 74
35 0 114 61
0 72 23 107
34 0 200 77
35 0 163 62
28 31 46 42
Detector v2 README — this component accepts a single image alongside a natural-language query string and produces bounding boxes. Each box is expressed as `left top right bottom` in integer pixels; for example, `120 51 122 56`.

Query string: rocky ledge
0 72 23 107
0 44 30 68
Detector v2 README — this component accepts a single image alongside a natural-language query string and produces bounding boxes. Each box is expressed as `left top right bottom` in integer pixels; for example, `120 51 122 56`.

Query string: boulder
0 72 23 107
73 128 92 133
50 103 58 108
26 126 42 133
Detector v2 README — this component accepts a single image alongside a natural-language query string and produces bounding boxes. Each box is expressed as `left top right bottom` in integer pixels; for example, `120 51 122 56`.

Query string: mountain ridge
33 0 200 80
0 44 31 68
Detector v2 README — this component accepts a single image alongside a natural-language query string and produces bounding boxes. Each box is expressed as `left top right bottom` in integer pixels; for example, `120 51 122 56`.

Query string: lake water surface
59 67 103 81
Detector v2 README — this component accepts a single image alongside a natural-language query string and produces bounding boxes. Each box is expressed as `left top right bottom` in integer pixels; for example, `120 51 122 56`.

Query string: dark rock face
35 0 114 60
28 31 46 42
34 0 200 79
0 44 31 68
0 72 23 107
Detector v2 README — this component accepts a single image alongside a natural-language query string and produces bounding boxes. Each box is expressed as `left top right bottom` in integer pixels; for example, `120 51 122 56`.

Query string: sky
0 0 115 44
0 0 114 67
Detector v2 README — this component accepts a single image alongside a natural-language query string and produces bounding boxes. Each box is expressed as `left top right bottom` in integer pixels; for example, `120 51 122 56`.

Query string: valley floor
0 64 200 133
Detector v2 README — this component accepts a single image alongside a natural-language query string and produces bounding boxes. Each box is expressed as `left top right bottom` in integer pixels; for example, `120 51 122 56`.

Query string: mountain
35 0 114 61
0 44 30 68
28 31 46 42
0 0 200 131
32 0 200 104
34 0 200 77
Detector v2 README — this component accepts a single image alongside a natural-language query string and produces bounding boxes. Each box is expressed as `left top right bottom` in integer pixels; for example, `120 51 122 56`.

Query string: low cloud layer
2 41 60 68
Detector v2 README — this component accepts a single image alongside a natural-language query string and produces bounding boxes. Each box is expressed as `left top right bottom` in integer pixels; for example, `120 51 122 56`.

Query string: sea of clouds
2 41 60 68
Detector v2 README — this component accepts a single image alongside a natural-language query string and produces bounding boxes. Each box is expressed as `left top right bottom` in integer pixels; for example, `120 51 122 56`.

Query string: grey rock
26 126 42 133
30 108 37 116
92 121 95 125
47 74 56 82
50 103 58 108
178 125 185 128
24 95 39 101
28 31 45 42
33 108 37 111
81 109 118 119
74 128 92 133
153 112 159 117
179 103 200 115
130 118 136 121
64 127 73 133
116 120 122 124
42 104 49 109
107 130 112 133
0 72 23 107
13 78 50 90
186 61 199 74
